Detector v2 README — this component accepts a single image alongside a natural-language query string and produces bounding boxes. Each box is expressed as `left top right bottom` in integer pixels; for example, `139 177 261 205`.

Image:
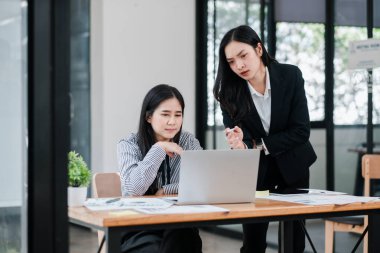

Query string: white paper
84 197 173 211
297 189 347 195
160 196 178 203
266 193 380 206
136 205 229 214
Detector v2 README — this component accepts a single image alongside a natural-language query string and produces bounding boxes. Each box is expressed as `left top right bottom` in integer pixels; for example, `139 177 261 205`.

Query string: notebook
177 149 260 205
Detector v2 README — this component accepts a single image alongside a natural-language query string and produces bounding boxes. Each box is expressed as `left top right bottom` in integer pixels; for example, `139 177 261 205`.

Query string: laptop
176 149 260 205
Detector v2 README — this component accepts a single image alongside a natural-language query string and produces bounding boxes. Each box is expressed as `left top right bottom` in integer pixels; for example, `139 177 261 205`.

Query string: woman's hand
156 141 183 157
225 126 246 149
155 188 164 196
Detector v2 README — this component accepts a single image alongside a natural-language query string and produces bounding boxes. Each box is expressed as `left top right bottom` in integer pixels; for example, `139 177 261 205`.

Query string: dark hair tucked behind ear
137 84 185 157
213 25 276 123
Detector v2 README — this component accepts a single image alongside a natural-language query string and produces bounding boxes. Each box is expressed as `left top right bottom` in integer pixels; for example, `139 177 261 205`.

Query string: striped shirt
117 131 202 196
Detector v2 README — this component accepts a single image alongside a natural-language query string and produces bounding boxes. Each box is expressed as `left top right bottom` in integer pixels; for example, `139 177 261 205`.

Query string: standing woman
213 25 317 253
117 84 202 253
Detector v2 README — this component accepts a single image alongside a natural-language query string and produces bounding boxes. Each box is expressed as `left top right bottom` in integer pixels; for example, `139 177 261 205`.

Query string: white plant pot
68 186 88 207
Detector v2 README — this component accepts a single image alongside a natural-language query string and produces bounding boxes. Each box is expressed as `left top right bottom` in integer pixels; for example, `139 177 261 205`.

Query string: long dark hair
137 84 185 157
213 25 276 123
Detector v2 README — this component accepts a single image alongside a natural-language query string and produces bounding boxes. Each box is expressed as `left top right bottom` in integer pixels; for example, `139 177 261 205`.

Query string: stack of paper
265 191 380 205
84 197 229 214
84 197 173 211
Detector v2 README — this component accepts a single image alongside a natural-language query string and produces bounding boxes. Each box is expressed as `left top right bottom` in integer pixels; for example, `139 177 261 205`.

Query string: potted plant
67 151 91 206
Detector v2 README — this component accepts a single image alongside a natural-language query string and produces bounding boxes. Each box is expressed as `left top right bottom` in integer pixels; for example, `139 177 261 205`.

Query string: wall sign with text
348 39 380 70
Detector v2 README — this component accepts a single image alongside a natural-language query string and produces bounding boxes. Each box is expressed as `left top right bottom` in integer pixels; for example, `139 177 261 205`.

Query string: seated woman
117 84 203 253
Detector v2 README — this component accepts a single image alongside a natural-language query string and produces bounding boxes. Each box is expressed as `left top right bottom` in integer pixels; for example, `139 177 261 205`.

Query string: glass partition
207 0 263 149
276 22 325 122
0 1 28 252
70 0 91 163
334 27 370 125
69 0 91 251
333 14 380 194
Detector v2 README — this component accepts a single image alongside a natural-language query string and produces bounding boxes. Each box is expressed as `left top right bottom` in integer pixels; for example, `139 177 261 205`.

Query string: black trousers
241 157 310 253
121 228 202 253
241 217 307 253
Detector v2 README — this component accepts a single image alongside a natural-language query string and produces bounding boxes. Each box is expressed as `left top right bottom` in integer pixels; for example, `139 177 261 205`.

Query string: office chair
92 172 122 253
325 154 380 253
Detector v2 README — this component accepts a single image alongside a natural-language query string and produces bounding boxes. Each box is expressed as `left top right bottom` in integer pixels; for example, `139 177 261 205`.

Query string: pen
106 198 120 204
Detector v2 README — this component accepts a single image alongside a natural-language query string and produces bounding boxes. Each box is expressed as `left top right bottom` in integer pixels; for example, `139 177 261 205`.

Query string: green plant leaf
67 151 91 187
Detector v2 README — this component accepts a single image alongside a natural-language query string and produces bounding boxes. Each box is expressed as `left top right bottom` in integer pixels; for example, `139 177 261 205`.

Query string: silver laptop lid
177 149 260 205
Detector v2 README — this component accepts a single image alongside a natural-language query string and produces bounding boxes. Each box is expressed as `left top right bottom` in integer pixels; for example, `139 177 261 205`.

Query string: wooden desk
69 198 380 253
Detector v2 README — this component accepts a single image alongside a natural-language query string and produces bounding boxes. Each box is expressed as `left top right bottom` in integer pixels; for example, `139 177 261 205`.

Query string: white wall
91 0 196 172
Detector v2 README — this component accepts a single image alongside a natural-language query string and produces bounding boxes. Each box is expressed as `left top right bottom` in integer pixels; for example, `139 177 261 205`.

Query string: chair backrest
92 172 122 198
361 154 380 196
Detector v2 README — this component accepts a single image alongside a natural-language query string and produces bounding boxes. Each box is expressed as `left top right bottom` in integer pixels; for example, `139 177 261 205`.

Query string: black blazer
222 62 317 185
